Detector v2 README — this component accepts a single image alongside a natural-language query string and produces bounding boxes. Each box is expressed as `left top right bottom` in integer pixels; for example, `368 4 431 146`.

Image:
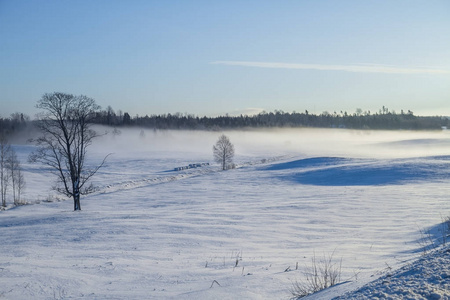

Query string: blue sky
1 0 449 118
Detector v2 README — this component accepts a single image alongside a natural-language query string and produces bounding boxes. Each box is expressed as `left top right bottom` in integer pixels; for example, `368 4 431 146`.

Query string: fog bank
91 127 450 160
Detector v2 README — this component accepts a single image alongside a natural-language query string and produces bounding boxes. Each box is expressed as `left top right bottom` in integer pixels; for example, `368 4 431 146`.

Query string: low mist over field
90 127 450 159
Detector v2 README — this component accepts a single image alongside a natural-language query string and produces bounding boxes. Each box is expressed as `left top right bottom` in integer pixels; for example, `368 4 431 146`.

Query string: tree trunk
73 179 81 211
222 152 226 170
74 194 81 211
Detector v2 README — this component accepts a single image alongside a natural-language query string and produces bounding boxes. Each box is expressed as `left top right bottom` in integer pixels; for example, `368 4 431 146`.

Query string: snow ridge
93 156 286 195
334 245 450 300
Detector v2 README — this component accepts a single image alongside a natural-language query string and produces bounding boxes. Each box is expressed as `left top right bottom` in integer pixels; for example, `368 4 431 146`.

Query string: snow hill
0 129 449 299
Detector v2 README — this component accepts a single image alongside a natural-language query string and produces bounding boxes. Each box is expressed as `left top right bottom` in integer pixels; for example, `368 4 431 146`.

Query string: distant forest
1 107 448 137
91 106 448 130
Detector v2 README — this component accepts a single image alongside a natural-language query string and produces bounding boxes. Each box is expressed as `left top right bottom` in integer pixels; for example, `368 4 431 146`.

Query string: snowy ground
333 244 450 300
1 128 449 299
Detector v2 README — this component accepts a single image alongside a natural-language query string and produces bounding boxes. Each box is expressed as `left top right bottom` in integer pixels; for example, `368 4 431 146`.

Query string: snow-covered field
1 128 449 299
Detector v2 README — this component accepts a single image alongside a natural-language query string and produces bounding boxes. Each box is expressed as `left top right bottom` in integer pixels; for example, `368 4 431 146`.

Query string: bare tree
29 92 108 211
0 134 11 207
7 150 25 205
213 134 235 170
15 162 25 205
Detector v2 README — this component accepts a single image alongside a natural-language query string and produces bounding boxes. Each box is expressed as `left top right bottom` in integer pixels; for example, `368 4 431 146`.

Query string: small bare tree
0 134 11 207
7 150 25 205
15 162 25 205
213 134 235 170
29 92 108 211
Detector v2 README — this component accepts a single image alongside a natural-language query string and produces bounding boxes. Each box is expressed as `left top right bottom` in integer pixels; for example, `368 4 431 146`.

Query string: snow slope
1 129 449 299
333 244 450 300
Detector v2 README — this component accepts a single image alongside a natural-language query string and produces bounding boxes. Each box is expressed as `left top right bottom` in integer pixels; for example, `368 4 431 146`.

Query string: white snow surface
333 245 450 300
1 128 450 299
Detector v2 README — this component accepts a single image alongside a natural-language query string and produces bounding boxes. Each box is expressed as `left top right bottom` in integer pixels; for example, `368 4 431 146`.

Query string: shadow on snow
266 156 450 186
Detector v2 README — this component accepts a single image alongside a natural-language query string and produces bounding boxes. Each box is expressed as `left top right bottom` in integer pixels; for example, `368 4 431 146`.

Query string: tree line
0 113 30 138
1 107 448 136
89 106 448 130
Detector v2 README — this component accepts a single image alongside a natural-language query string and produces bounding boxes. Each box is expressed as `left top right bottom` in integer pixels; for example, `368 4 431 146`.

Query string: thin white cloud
211 61 449 75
